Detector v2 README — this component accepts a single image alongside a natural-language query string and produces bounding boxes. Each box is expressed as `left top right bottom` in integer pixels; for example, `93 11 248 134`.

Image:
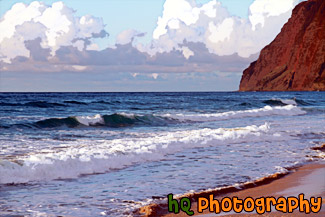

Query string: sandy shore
138 162 325 217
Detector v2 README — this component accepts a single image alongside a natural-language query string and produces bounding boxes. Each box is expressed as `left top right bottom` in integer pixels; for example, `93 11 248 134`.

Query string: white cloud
249 0 295 30
153 0 197 39
0 1 107 63
86 43 100 51
149 0 299 58
181 46 194 59
0 0 301 74
208 17 234 43
153 0 223 40
73 40 85 51
116 29 145 45
0 37 29 62
151 73 159 79
0 2 45 43
0 21 46 62
72 65 87 71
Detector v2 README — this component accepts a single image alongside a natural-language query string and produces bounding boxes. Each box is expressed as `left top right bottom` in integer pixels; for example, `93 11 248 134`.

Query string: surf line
167 193 322 215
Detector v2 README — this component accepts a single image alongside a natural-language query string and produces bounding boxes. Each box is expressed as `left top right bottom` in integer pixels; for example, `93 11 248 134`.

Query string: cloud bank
0 1 107 63
142 0 299 57
0 0 299 75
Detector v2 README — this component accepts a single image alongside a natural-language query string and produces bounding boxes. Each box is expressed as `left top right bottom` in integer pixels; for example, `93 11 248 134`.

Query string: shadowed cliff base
239 0 325 91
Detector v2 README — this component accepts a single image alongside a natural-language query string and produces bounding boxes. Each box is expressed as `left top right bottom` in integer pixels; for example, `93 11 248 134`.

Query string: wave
0 101 65 108
263 99 287 106
0 102 21 106
0 98 312 110
33 113 171 129
295 99 312 105
92 100 122 104
64 100 123 105
25 101 65 108
238 102 252 106
34 117 81 128
263 98 311 106
64 100 88 105
0 123 275 184
0 100 118 108
3 105 306 129
160 105 306 122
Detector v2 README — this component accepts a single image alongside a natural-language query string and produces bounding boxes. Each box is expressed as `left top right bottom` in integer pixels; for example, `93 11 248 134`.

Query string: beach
139 162 325 216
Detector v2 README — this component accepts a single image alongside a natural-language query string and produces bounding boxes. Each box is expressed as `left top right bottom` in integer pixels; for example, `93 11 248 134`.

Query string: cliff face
239 0 325 91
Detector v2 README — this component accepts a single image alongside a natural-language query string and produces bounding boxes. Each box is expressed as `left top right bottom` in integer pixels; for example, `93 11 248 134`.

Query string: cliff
239 0 325 91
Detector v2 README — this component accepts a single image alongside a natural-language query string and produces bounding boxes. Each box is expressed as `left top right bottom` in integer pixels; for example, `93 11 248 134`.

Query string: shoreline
138 161 325 216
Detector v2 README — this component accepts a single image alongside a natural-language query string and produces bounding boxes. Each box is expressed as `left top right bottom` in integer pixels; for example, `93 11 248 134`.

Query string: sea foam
161 105 305 122
0 123 276 184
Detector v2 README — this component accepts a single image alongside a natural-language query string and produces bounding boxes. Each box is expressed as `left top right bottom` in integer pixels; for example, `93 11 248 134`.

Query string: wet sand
138 162 325 217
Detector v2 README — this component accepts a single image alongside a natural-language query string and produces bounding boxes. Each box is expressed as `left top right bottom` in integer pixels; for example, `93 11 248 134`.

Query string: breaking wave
2 105 306 129
33 113 170 128
160 105 306 122
263 98 311 106
0 123 274 184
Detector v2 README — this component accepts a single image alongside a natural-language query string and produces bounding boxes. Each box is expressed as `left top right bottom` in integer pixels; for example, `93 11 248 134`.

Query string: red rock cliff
239 0 325 91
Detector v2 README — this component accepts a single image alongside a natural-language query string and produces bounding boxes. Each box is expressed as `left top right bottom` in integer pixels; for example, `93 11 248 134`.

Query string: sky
0 0 301 92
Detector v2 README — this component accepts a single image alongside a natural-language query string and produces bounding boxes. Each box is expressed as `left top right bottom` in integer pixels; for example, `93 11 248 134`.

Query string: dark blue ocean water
0 92 324 216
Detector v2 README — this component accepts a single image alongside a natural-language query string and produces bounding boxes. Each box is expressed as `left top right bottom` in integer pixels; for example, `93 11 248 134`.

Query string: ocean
0 92 324 216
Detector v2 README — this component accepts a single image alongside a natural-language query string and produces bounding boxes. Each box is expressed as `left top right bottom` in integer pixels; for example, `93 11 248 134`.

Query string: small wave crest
263 98 311 106
263 98 296 106
160 105 306 122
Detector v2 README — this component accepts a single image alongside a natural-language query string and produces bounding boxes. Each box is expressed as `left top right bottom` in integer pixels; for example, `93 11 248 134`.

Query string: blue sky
0 0 298 91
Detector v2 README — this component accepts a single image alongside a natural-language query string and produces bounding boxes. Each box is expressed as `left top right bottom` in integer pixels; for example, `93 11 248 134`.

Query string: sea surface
0 92 324 216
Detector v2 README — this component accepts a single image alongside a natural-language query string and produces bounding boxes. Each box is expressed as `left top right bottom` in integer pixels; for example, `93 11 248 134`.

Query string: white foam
0 123 278 184
279 99 297 105
75 114 104 126
160 105 305 122
267 98 297 105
